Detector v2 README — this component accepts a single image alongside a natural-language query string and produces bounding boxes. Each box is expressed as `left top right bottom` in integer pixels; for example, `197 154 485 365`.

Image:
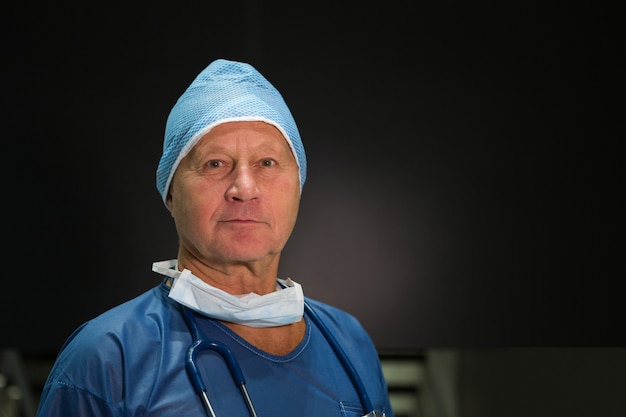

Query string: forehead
193 121 290 151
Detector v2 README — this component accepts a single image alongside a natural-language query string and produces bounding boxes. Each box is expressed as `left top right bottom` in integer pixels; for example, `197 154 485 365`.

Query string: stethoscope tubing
182 301 382 417
183 306 259 417
302 301 376 414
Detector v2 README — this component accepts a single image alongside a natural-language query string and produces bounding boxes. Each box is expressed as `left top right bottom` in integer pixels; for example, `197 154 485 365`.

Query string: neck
224 319 306 355
177 253 281 295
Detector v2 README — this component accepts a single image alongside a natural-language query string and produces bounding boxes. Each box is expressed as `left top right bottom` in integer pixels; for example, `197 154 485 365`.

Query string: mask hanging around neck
152 260 304 327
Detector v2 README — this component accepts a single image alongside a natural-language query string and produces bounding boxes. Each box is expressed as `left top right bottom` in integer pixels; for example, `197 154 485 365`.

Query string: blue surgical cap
156 59 307 204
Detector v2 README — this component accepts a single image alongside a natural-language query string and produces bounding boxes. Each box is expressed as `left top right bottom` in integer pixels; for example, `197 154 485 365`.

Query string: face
167 121 301 270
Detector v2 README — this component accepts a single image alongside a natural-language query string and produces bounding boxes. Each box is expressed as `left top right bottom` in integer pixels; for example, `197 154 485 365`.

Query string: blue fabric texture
156 59 307 204
35 281 393 417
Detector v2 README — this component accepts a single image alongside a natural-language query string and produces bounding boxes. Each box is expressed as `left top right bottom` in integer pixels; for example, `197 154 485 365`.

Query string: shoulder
71 286 171 344
38 284 192 416
50 285 181 384
304 297 360 323
304 297 372 344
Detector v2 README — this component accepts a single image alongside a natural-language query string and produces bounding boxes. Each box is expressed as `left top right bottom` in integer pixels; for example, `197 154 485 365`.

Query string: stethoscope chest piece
364 411 386 417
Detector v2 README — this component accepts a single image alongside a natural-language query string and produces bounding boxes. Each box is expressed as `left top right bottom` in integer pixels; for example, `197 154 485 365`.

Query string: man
36 59 393 416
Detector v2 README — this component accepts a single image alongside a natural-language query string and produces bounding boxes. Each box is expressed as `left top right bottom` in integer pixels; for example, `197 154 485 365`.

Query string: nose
225 164 260 202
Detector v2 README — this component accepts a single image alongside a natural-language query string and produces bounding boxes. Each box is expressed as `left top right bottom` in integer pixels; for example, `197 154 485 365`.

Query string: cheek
274 187 301 233
172 192 216 234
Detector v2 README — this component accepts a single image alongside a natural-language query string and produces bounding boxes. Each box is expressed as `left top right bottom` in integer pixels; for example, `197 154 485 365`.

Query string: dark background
2 2 624 351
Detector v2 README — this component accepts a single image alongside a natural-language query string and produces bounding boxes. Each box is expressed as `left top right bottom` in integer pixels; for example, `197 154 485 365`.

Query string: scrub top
36 279 394 417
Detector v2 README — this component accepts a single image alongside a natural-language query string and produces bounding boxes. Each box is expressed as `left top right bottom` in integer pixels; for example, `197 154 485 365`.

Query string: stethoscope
181 299 385 417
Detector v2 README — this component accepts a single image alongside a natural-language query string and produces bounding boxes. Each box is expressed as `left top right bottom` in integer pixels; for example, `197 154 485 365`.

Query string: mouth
223 218 261 224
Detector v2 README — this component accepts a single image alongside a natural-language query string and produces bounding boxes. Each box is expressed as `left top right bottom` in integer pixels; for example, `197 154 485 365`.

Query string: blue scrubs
36 279 394 417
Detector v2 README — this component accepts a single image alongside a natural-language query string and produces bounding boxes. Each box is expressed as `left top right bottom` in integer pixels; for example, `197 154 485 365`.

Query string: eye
206 160 224 168
259 158 276 168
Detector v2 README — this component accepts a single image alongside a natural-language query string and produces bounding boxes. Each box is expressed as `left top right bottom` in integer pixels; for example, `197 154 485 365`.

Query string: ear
165 192 174 213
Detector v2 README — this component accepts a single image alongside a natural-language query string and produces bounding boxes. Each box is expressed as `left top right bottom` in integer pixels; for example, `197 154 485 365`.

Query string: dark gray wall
2 2 623 350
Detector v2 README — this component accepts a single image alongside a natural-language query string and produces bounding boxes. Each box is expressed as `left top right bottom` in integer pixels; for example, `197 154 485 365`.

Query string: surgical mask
152 260 304 327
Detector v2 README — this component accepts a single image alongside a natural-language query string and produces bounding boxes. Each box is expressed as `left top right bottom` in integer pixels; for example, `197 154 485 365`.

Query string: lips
222 217 262 224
